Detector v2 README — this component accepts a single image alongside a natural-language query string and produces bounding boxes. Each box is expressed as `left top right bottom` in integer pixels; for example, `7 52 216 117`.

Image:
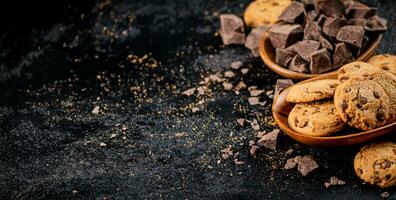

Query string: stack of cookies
286 60 396 136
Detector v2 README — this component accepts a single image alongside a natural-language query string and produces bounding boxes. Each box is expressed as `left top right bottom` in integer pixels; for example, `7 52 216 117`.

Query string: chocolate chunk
310 48 332 74
275 79 294 100
289 54 309 73
276 48 295 67
293 40 321 61
316 14 327 26
315 0 346 17
337 25 365 48
279 1 305 24
245 25 269 57
345 1 376 19
349 18 367 27
304 20 321 41
297 155 319 176
219 14 246 45
322 17 348 39
365 15 387 32
333 43 354 69
319 36 333 51
269 24 303 49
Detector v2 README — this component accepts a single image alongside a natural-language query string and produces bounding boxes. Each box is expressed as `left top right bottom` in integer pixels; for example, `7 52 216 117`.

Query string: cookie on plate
334 79 390 130
288 101 345 137
354 142 396 188
286 79 340 103
337 62 396 123
367 54 396 76
244 0 292 28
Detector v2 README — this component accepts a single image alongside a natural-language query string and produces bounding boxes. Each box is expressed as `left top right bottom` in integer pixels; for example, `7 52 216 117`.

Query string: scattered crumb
222 82 233 91
182 88 196 96
234 159 245 165
192 107 200 113
230 61 243 69
91 106 100 114
99 142 107 147
224 71 236 78
324 176 346 188
235 81 247 91
256 131 267 138
236 118 245 126
284 157 298 169
241 68 249 75
250 119 260 131
250 145 258 156
197 86 208 96
248 97 260 105
175 132 187 137
110 134 117 139
285 149 294 155
250 89 264 97
381 192 390 198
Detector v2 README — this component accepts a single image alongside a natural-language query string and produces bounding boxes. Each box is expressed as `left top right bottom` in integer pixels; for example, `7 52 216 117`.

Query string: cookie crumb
324 176 346 188
230 61 243 69
380 192 390 198
248 97 260 105
182 88 196 96
222 82 233 91
91 106 100 114
236 118 245 126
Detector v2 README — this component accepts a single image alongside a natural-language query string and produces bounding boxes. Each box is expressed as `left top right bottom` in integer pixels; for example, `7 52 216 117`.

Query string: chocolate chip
279 1 305 24
373 91 380 99
322 17 348 39
376 109 386 122
358 96 368 105
337 25 365 48
392 149 396 155
340 76 349 82
269 24 304 49
344 87 351 93
385 174 391 181
357 168 363 175
341 101 348 111
295 118 308 128
333 43 354 69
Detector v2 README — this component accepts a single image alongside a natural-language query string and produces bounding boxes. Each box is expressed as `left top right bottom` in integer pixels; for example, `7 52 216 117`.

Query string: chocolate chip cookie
367 54 396 76
288 101 345 137
286 79 340 103
354 142 396 188
337 62 396 124
334 79 390 130
244 0 292 28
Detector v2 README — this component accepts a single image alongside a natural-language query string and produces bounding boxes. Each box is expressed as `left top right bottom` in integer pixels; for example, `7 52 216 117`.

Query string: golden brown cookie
288 101 345 137
337 62 396 124
244 0 292 28
368 54 396 76
334 79 390 130
354 142 396 188
286 79 340 103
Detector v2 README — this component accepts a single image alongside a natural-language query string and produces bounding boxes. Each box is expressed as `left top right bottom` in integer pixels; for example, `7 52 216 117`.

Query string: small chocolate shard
310 48 332 74
315 0 346 17
293 40 321 61
333 43 354 69
322 17 348 39
245 25 269 57
304 20 321 41
324 176 346 188
289 54 309 73
365 15 387 32
345 1 376 19
274 79 294 100
319 36 333 51
297 155 319 176
337 25 365 48
279 1 305 24
219 14 246 45
269 24 303 49
276 48 295 67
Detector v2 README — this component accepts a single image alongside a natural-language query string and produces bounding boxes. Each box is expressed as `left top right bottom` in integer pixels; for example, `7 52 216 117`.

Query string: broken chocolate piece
304 20 321 41
276 48 295 67
337 25 365 48
345 1 376 19
257 129 280 151
324 176 346 188
219 14 246 45
322 17 348 39
293 40 321 61
269 24 303 49
279 1 305 24
365 15 387 32
245 25 269 57
289 54 309 73
274 79 294 100
297 155 319 176
310 48 332 74
333 43 354 69
315 0 346 17
319 36 333 51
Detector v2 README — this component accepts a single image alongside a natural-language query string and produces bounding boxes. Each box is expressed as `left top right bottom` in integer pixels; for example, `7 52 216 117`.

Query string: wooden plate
259 31 383 80
272 73 396 147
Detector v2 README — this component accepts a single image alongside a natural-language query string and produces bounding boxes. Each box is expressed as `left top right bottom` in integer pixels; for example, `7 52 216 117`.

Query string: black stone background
0 0 395 199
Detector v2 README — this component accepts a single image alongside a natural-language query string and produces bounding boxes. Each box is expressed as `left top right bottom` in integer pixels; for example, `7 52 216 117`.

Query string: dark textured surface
0 0 395 199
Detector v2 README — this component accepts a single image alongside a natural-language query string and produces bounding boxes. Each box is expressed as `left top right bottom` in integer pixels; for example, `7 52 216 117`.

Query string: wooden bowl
259 31 383 80
272 73 396 147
